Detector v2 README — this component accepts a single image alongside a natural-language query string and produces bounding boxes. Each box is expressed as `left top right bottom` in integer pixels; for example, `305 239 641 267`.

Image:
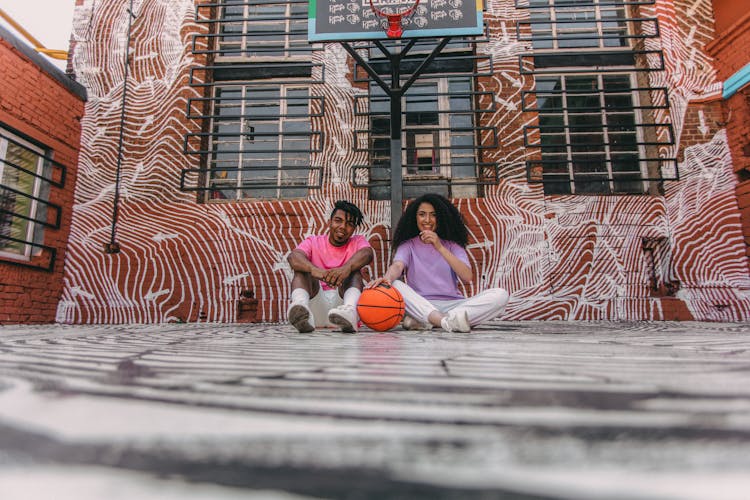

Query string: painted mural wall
58 0 750 323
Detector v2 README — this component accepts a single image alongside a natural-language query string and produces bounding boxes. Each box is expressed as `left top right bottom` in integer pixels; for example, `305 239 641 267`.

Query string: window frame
531 72 649 195
206 81 320 201
521 0 658 51
365 74 483 199
213 0 314 63
520 0 673 195
0 128 60 266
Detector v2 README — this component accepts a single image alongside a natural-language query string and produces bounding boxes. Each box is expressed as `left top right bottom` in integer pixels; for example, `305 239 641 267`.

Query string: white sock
291 288 310 305
343 287 361 307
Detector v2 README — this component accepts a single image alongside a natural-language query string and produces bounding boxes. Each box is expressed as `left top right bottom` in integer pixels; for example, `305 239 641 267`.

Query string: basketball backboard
308 0 484 42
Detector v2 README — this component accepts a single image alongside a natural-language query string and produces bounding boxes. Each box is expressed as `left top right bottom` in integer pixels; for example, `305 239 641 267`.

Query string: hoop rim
368 0 422 38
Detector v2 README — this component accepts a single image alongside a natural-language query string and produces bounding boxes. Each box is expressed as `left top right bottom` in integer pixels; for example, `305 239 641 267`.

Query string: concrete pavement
1 320 749 499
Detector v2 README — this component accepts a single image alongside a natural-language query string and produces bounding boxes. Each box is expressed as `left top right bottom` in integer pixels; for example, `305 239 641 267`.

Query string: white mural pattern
58 0 750 323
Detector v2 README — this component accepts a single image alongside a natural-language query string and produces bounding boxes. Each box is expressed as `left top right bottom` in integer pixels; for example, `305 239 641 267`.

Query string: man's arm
324 246 374 288
288 249 326 281
346 246 375 272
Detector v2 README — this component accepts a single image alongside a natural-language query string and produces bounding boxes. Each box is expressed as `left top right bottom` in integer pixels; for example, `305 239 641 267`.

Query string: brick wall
710 0 749 35
706 9 750 262
0 32 86 323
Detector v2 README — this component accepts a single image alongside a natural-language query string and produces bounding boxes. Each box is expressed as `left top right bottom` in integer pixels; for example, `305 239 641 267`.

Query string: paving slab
1 321 749 499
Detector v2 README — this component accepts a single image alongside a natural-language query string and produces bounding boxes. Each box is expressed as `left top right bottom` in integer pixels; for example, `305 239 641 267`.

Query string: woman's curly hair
392 193 468 249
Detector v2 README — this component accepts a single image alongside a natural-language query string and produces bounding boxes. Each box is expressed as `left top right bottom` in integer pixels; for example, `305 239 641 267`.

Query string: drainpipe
104 0 136 254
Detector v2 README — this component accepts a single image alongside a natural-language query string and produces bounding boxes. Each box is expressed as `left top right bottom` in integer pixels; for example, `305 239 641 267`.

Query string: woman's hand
419 230 442 249
368 261 404 289
366 277 391 289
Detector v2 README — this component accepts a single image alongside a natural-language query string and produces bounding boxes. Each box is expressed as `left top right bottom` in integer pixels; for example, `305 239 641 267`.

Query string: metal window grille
350 36 499 200
183 0 324 200
516 0 676 194
194 0 316 60
183 83 323 199
523 74 675 194
0 129 64 271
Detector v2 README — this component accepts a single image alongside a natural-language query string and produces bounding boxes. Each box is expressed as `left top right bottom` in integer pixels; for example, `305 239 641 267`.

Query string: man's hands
289 246 372 290
310 266 327 281
314 264 352 289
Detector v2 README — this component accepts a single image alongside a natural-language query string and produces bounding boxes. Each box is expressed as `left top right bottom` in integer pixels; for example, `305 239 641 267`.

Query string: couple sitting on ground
287 196 510 333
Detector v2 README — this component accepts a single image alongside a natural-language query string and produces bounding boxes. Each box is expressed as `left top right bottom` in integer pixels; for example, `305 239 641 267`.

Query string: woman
369 193 509 332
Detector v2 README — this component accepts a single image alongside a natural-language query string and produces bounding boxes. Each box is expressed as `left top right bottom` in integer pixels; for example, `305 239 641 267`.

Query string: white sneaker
328 304 358 333
441 310 471 333
402 315 432 331
288 302 314 333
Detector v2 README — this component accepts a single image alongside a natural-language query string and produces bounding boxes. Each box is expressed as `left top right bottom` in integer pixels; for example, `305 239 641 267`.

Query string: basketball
357 284 406 331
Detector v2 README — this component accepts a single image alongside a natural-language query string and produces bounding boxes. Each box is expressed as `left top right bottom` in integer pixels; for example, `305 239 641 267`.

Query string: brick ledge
705 10 750 57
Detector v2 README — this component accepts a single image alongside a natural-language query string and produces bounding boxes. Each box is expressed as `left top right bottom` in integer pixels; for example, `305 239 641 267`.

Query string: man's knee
291 271 320 294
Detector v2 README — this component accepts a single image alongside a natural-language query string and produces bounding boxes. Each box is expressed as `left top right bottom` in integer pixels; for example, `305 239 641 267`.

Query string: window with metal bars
0 127 63 271
517 0 676 195
524 73 673 194
195 0 313 61
205 84 321 200
184 0 323 201
369 77 484 199
518 0 658 50
350 38 499 200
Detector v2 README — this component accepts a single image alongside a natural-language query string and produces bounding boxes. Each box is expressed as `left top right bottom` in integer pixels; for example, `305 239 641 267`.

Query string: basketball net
368 0 421 39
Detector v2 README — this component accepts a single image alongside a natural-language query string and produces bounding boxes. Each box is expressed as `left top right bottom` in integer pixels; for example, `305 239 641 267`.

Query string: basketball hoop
369 0 421 39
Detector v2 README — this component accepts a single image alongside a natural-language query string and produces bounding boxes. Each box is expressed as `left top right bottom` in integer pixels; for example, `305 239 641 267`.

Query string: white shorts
309 289 344 328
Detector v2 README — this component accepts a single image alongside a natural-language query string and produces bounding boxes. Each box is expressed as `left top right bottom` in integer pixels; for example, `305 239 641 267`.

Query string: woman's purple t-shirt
393 237 469 300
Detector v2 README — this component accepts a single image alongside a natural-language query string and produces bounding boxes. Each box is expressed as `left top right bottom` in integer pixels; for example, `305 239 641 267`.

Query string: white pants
308 289 344 328
392 280 509 326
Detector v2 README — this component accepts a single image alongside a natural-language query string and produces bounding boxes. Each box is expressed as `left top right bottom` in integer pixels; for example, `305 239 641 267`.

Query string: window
367 77 481 199
0 129 58 266
345 34 499 200
518 0 675 195
184 0 324 201
208 84 320 200
531 74 646 194
523 0 649 50
214 0 310 60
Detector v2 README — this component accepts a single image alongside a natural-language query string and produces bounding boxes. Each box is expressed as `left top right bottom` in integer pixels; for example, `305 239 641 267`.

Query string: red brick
0 37 85 324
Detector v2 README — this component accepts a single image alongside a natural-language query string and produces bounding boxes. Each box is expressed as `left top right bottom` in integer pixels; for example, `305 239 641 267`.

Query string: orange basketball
357 284 406 331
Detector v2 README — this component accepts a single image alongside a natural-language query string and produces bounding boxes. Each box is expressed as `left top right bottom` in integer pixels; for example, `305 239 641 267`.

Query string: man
287 200 373 333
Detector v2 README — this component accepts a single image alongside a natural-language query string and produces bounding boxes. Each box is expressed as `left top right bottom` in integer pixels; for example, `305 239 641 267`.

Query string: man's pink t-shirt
295 234 371 290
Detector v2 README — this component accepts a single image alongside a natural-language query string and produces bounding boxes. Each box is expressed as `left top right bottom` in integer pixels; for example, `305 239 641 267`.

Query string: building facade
706 0 750 260
0 26 87 323
56 0 750 323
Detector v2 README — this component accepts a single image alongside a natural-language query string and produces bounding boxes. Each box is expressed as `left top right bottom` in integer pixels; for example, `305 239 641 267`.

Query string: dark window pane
568 114 603 130
604 94 633 109
568 95 601 111
565 76 598 91
537 95 563 111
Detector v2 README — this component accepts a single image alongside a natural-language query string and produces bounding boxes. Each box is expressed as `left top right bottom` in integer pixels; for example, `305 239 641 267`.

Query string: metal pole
389 49 402 237
105 0 136 254
340 39 451 239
